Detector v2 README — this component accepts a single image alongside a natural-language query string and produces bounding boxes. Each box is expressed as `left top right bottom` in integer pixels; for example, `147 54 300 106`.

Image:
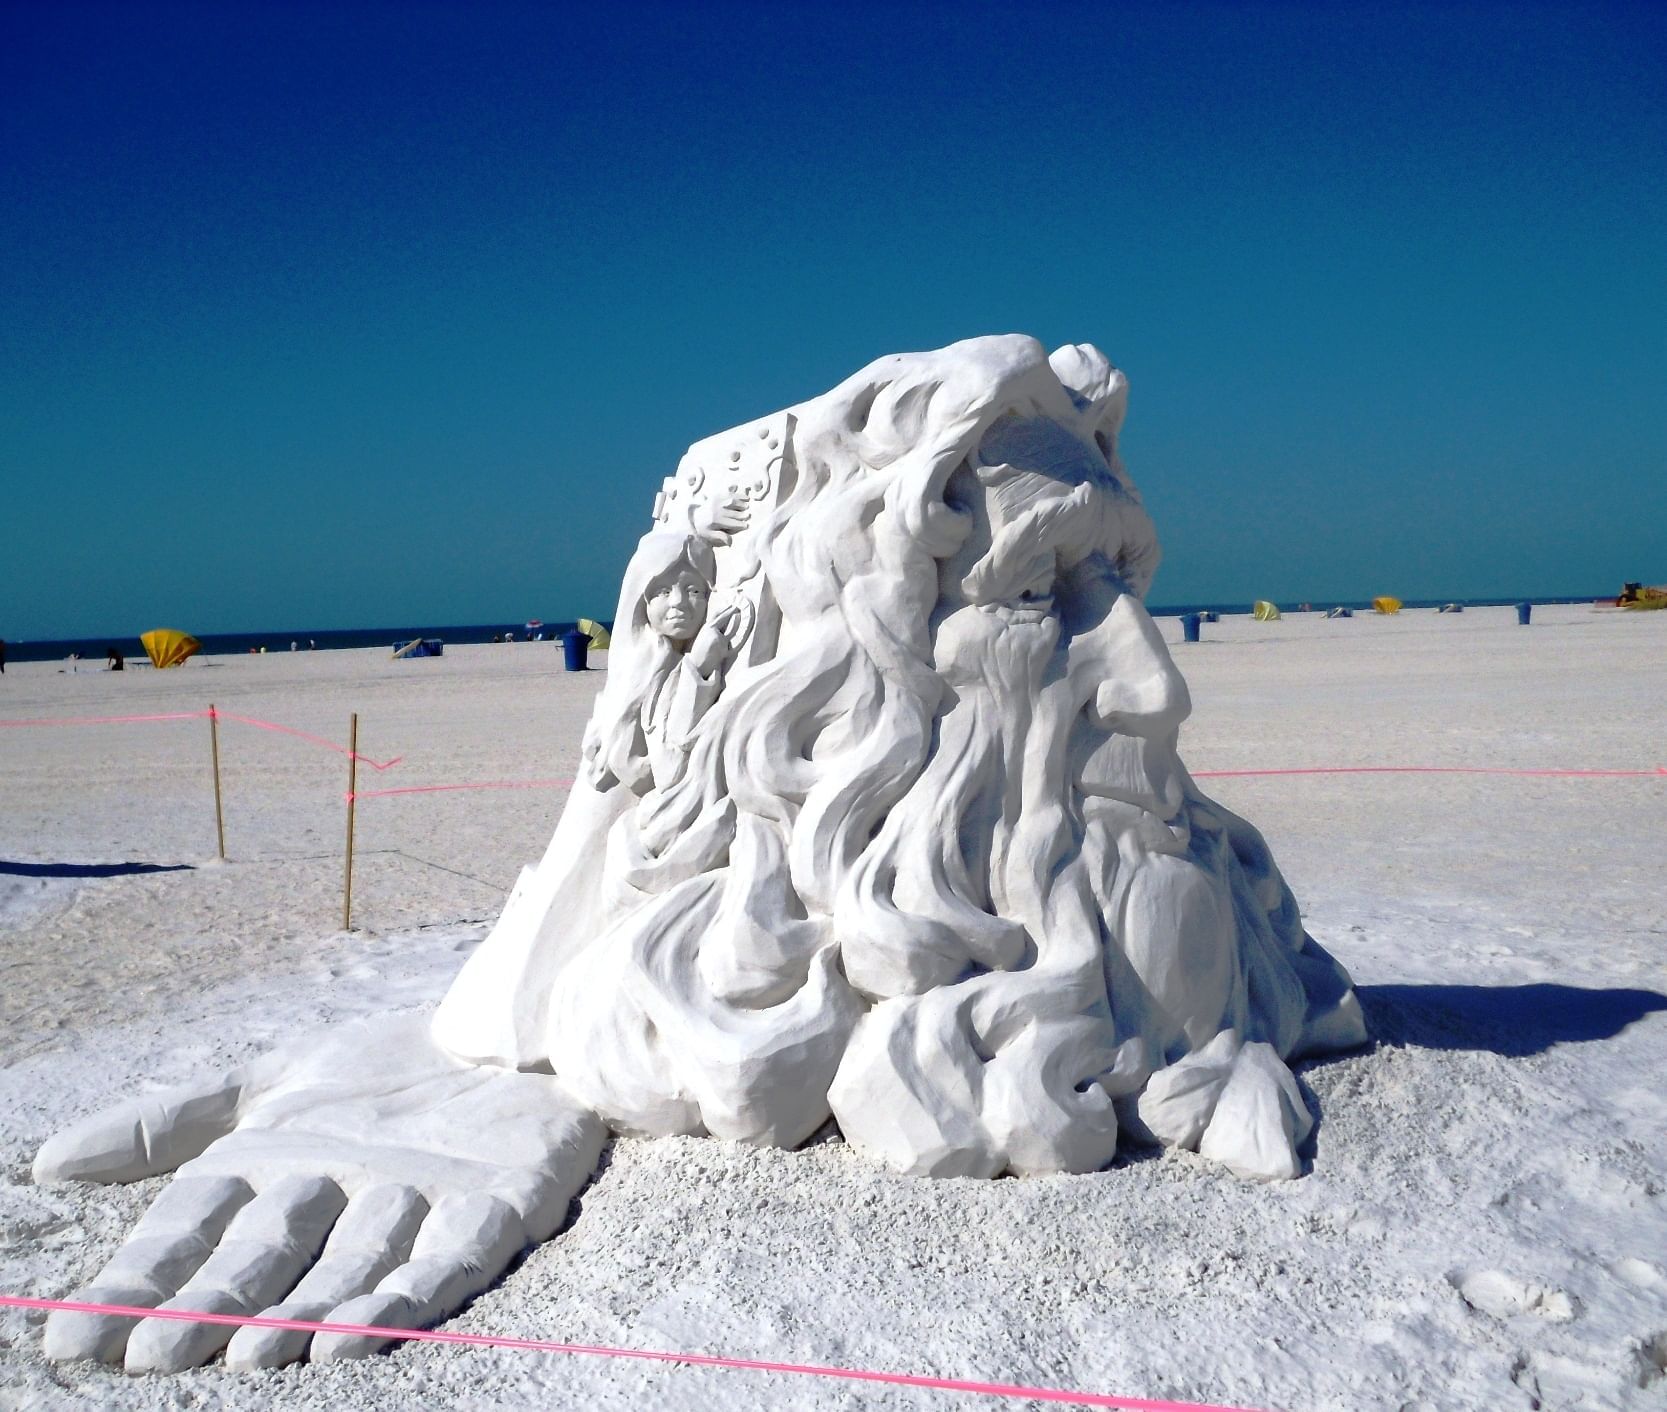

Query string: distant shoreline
0 593 1615 664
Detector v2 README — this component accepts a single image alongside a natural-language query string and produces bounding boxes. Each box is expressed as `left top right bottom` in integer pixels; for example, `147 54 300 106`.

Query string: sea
0 595 1612 665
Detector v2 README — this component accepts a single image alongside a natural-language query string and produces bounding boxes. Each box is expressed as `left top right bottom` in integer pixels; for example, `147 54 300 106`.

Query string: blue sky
3 1 1663 638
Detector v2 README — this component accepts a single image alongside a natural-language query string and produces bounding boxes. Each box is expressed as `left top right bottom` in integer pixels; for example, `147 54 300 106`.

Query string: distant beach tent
1372 596 1403 614
392 638 444 659
1325 606 1353 619
140 628 201 669
1252 601 1282 621
577 618 612 649
1438 602 1464 614
1616 582 1667 610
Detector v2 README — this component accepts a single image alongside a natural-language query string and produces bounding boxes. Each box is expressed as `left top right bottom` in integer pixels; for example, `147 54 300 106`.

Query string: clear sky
3 1 1663 638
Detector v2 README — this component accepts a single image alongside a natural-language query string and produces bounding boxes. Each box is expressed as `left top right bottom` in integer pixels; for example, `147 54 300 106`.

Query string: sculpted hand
688 606 742 677
581 717 610 788
33 1015 605 1372
690 495 750 545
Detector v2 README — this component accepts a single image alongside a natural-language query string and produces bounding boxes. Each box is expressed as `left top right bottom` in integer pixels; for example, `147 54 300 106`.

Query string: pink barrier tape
351 764 1665 803
351 777 574 802
209 710 402 771
0 711 209 728
0 1295 1267 1411
0 708 401 771
9 710 1652 788
1193 765 1664 779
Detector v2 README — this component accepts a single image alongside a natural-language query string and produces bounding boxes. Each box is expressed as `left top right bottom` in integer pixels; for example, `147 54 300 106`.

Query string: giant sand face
35 335 1366 1372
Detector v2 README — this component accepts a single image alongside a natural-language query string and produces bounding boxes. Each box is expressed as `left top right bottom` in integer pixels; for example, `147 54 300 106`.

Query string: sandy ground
1 604 1664 1411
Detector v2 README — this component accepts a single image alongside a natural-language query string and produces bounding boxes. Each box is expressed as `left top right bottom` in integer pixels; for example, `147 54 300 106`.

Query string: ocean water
0 622 594 665
0 595 1610 666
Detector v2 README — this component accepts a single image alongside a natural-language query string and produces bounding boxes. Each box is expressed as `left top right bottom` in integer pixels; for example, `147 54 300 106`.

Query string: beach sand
1 604 1664 1410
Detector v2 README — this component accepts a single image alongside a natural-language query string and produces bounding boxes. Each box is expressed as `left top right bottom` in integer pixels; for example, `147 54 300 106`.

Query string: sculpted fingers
311 1193 528 1361
223 1182 428 1370
34 1070 248 1185
96 1174 257 1296
42 1174 254 1364
487 1169 572 1244
692 495 749 543
124 1175 346 1373
465 1095 606 1241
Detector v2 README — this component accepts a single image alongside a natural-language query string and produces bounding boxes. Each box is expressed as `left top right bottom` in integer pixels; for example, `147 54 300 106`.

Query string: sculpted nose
1079 594 1191 737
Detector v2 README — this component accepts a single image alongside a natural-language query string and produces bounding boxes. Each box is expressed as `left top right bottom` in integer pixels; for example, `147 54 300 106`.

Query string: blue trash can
1515 601 1532 626
559 629 589 671
1182 613 1203 643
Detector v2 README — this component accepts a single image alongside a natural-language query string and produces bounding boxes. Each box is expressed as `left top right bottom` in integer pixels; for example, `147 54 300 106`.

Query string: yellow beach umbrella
577 618 611 649
1252 600 1281 621
1372 596 1402 614
140 628 201 669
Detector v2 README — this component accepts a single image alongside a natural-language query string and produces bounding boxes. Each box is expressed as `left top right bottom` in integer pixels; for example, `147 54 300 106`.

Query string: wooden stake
208 704 226 860
343 712 359 931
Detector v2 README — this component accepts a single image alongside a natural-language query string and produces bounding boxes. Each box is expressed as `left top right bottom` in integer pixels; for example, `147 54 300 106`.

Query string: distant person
309 639 316 650
290 640 298 652
106 646 124 671
0 638 6 673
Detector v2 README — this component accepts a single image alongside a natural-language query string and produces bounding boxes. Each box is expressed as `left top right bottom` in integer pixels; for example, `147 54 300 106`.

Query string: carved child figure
582 531 746 797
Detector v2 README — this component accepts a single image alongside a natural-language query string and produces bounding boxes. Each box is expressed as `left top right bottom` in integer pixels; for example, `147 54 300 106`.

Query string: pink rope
1193 765 1664 779
348 763 1666 803
0 708 401 771
350 778 574 801
6 711 1657 786
0 1294 1268 1411
209 710 402 771
0 711 208 728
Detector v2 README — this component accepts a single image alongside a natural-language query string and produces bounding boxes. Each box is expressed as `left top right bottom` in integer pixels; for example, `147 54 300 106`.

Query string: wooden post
342 712 359 931
208 704 226 860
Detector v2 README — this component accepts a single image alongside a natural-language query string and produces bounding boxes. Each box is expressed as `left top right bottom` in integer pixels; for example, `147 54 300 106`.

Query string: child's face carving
645 569 710 643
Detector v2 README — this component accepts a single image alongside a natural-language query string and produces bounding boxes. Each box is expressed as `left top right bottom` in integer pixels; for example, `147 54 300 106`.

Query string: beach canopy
1252 600 1281 621
393 638 444 659
1616 582 1667 610
140 628 201 669
578 618 612 649
1373 596 1403 614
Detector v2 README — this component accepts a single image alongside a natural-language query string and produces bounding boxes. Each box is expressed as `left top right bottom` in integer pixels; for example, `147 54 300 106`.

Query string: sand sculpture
34 336 1367 1372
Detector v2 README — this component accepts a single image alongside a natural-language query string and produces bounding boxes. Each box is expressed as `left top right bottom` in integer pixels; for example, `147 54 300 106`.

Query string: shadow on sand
0 860 195 879
1357 982 1667 1058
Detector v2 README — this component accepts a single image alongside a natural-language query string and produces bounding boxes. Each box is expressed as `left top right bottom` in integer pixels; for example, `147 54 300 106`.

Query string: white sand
1 605 1664 1411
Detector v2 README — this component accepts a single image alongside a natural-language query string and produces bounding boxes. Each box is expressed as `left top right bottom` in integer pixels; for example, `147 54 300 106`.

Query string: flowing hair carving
437 334 1365 1181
